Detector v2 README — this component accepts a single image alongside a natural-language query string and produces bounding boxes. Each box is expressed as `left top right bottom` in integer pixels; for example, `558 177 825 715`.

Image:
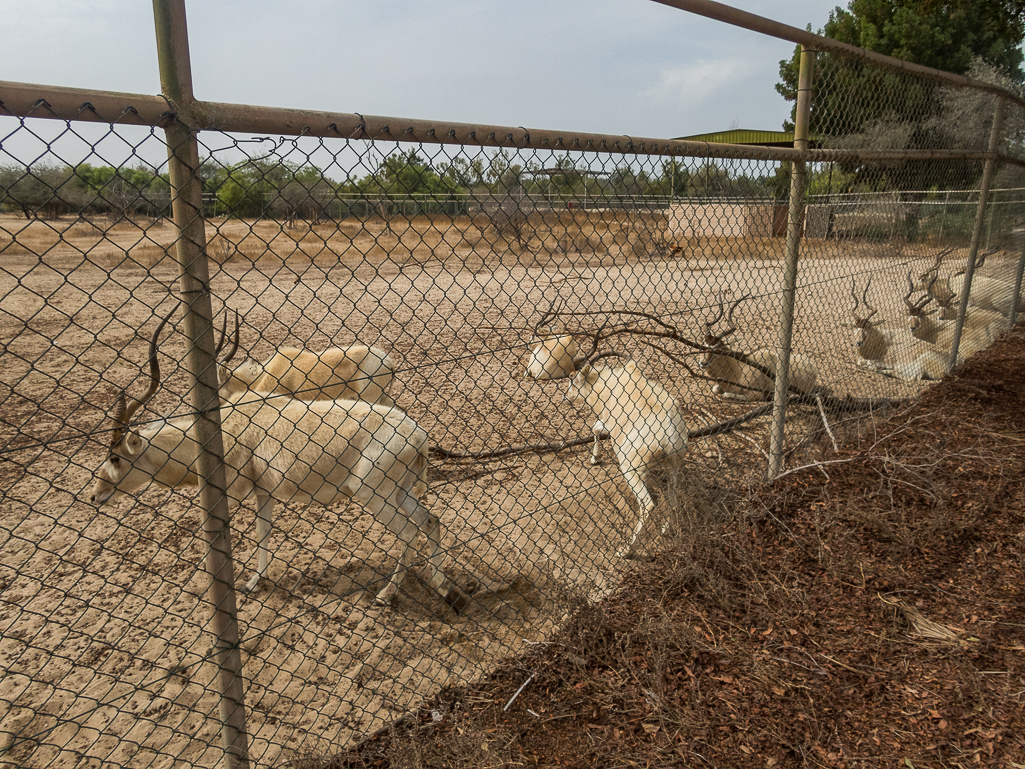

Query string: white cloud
644 58 760 109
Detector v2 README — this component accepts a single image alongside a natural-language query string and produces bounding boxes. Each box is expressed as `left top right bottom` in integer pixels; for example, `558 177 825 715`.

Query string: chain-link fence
3 2 1025 767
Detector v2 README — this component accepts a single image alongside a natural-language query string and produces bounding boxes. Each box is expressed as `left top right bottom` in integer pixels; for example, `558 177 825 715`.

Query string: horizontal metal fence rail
6 80 1025 172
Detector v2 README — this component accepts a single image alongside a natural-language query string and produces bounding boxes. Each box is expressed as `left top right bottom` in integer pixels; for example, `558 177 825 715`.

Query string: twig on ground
771 457 860 482
503 673 536 711
815 393 840 451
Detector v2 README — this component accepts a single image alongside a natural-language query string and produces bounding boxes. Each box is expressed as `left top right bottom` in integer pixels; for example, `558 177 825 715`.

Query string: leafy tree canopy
779 0 1025 112
777 0 1025 191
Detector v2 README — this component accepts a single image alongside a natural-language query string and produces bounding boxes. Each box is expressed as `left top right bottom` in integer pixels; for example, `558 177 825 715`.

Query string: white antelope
88 308 470 612
214 312 397 406
915 248 1021 317
566 353 689 559
851 280 950 381
699 294 819 401
523 303 590 380
903 273 999 355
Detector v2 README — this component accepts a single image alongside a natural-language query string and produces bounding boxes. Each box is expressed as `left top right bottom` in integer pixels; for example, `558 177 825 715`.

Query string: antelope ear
124 432 144 457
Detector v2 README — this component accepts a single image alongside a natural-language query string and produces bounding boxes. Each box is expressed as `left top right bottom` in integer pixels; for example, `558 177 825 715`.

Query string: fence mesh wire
2 30 1025 769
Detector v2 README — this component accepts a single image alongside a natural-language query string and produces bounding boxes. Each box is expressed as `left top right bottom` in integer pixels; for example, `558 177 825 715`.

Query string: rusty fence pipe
948 95 1006 372
152 0 251 766
768 47 814 480
5 78 1025 170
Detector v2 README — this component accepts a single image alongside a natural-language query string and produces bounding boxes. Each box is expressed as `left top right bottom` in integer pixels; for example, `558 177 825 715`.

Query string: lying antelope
567 353 689 559
851 280 949 381
214 312 397 406
524 303 588 380
88 307 469 612
903 273 998 356
700 294 818 400
915 248 1021 317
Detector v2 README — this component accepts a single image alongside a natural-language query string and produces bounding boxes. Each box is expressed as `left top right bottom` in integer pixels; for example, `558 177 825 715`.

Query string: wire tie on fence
117 105 143 124
76 101 99 118
518 126 530 144
350 113 367 139
30 98 58 118
503 673 535 711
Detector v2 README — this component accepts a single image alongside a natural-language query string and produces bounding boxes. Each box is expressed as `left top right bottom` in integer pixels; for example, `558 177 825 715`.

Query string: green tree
1 164 94 219
74 163 170 220
777 0 1025 195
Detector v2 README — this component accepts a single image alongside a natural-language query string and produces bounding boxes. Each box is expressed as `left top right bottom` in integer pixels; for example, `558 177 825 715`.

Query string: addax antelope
700 293 818 401
214 311 397 406
567 349 689 559
88 307 469 612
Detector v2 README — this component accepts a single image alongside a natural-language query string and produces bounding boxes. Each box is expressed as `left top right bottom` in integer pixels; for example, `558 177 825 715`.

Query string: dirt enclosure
328 324 1025 769
0 211 1011 767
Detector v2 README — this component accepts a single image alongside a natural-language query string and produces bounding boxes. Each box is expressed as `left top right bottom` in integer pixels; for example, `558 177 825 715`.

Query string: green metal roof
674 128 822 148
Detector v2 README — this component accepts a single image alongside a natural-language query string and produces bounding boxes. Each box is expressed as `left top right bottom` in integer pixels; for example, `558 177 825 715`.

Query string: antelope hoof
616 543 642 560
445 586 472 615
373 589 397 607
242 574 262 593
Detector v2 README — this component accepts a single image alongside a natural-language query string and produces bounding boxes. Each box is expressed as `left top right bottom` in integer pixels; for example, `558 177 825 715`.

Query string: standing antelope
567 352 689 559
88 308 469 612
699 294 818 401
214 312 397 406
851 280 950 381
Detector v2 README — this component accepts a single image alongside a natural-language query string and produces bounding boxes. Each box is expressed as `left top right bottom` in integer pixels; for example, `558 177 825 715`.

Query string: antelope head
915 246 954 290
213 310 242 388
566 349 630 406
88 305 176 506
525 300 581 380
904 271 935 333
930 283 958 320
699 292 747 368
850 279 880 355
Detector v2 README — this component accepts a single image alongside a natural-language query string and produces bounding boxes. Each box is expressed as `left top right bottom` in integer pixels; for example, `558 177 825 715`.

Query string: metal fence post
152 1 250 766
1009 225 1025 329
767 46 814 480
948 94 1006 370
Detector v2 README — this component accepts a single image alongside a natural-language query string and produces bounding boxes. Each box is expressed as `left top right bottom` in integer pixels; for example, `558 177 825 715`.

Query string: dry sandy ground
0 212 1010 767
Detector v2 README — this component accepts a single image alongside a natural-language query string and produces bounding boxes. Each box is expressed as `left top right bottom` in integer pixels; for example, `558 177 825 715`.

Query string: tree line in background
0 151 781 223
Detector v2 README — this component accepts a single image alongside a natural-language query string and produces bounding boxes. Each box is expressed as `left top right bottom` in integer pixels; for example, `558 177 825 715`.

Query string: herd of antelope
86 247 1019 603
851 248 1020 381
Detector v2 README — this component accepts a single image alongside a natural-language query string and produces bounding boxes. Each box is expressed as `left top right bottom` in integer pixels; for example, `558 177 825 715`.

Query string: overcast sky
1 0 847 141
